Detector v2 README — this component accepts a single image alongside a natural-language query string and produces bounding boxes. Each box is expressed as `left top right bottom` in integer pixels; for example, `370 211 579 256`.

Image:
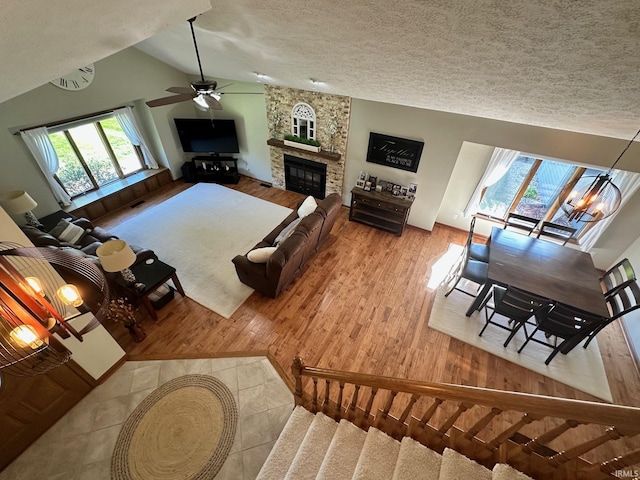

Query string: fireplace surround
284 154 327 199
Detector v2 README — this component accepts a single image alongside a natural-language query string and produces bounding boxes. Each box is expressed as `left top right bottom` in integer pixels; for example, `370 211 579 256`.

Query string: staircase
268 357 640 480
257 406 533 480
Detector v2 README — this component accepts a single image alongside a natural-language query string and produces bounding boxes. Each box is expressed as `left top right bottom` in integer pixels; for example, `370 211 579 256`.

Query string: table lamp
96 239 145 291
0 190 43 228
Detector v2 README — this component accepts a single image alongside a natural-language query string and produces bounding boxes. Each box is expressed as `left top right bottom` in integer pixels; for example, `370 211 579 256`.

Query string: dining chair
517 302 606 365
443 246 488 299
467 216 490 263
599 258 636 297
535 221 577 246
479 285 550 347
583 278 640 348
503 212 539 236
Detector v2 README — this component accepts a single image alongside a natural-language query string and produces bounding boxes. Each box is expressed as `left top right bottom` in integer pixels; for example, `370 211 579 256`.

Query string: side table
116 259 185 320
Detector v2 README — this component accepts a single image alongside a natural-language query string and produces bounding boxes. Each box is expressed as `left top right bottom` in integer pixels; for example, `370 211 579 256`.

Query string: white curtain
579 169 640 252
463 147 520 216
20 127 71 207
113 106 158 169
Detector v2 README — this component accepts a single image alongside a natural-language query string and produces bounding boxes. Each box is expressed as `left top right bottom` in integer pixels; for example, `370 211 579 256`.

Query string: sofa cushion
274 217 301 246
49 219 86 245
297 195 318 218
247 246 277 263
20 225 61 247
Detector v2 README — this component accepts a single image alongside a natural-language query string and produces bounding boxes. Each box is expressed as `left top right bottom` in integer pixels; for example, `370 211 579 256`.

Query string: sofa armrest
232 254 275 297
71 218 94 230
20 226 61 247
131 245 157 265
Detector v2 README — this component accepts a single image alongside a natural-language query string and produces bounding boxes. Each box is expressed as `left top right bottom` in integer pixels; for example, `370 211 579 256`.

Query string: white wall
344 98 640 268
58 312 125 380
0 208 125 379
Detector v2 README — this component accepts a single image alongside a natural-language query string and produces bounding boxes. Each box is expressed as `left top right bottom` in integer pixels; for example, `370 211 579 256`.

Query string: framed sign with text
365 132 424 173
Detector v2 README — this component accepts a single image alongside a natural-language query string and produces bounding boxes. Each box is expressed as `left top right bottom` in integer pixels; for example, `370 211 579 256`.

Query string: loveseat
232 193 342 298
20 217 156 287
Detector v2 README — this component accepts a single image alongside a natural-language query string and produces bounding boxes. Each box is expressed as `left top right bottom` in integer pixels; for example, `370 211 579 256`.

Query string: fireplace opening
284 154 327 199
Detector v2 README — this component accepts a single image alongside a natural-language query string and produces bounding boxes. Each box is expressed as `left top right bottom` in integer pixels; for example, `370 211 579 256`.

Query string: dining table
465 227 610 318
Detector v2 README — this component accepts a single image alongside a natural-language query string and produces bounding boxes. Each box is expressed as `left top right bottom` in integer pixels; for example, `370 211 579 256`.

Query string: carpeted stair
257 406 534 480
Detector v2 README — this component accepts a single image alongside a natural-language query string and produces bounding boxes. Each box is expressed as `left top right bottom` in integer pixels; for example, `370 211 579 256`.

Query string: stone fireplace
265 86 351 198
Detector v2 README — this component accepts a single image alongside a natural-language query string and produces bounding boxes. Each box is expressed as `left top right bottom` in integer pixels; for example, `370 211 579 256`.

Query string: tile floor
0 356 294 480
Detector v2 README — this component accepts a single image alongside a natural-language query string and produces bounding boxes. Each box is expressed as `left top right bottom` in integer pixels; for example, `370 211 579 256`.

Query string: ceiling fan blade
166 86 194 94
146 93 194 107
215 83 233 91
202 95 223 110
218 92 264 95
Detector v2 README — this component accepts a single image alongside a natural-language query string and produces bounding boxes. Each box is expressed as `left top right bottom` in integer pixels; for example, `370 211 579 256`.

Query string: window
477 154 608 236
49 116 145 197
291 103 316 140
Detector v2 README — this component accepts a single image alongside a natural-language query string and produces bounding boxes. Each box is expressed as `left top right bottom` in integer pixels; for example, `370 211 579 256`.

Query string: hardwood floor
93 175 640 462
96 176 640 408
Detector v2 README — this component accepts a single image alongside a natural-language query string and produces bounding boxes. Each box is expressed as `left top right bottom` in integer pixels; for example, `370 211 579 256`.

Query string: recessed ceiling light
309 78 324 86
254 72 269 81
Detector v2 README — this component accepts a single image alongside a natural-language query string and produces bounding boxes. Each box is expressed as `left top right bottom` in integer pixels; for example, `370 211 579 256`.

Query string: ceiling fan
146 17 260 110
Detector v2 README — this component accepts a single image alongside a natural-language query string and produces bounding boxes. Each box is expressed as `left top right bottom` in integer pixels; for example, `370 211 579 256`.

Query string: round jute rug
111 374 237 480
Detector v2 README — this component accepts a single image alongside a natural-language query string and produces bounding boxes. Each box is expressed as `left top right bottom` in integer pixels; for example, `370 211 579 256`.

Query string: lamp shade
96 240 136 272
0 190 37 215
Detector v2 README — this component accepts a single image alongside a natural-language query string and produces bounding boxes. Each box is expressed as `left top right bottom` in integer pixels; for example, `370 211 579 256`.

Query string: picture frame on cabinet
407 183 417 201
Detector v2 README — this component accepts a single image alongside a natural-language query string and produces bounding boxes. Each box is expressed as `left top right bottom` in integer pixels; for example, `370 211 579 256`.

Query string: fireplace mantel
267 138 341 161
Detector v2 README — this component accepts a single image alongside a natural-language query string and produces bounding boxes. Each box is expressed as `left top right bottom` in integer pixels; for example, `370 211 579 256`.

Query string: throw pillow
297 195 317 218
247 246 277 263
274 217 301 246
49 219 86 245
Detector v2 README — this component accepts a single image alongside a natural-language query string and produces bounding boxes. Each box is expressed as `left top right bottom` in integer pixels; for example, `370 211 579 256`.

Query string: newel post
291 356 305 405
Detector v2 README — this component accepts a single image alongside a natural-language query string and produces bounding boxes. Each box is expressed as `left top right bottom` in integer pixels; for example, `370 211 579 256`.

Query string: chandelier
562 128 640 222
0 242 109 377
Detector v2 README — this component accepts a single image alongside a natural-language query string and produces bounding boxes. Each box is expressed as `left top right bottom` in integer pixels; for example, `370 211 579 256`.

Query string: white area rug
430 286 613 402
112 183 291 318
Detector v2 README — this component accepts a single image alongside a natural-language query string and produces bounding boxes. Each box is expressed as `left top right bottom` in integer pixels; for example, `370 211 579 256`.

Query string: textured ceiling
2 0 639 140
0 0 210 103
135 0 640 140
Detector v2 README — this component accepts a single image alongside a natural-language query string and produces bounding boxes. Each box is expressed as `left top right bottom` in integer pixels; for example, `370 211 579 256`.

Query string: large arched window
291 103 316 140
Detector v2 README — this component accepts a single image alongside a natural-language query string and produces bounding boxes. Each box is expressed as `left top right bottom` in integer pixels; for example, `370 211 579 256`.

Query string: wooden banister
291 356 640 479
295 361 640 431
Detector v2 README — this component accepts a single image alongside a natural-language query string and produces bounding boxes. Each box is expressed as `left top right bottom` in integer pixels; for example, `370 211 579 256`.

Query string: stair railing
291 356 640 480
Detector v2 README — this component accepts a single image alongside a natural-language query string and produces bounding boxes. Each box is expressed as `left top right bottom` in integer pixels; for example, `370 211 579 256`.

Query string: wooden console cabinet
349 187 412 236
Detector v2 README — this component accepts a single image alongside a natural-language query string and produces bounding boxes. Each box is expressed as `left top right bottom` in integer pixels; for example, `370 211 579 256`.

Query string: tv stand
185 155 239 184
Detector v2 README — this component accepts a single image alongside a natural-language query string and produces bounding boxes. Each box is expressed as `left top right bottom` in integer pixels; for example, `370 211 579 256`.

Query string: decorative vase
126 322 146 342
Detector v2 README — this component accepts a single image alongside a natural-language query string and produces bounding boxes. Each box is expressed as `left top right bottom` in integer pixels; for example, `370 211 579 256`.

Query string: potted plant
283 134 322 153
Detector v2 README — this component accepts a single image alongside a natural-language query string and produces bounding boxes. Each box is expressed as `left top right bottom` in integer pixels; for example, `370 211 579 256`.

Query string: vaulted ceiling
3 0 639 140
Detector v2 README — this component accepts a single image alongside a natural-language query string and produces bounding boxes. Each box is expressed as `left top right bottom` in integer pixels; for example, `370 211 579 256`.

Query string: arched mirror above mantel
291 103 316 140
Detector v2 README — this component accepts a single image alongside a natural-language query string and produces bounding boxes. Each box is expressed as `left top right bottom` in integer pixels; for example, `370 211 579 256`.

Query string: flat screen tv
174 118 240 154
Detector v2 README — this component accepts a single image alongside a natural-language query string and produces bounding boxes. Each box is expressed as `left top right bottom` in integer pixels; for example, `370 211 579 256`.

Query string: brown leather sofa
232 193 342 298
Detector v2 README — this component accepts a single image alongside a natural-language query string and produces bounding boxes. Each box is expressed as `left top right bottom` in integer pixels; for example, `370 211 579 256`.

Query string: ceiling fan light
193 94 209 109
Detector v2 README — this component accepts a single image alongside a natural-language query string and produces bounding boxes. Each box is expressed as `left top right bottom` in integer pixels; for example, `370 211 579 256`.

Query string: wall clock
50 64 95 91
